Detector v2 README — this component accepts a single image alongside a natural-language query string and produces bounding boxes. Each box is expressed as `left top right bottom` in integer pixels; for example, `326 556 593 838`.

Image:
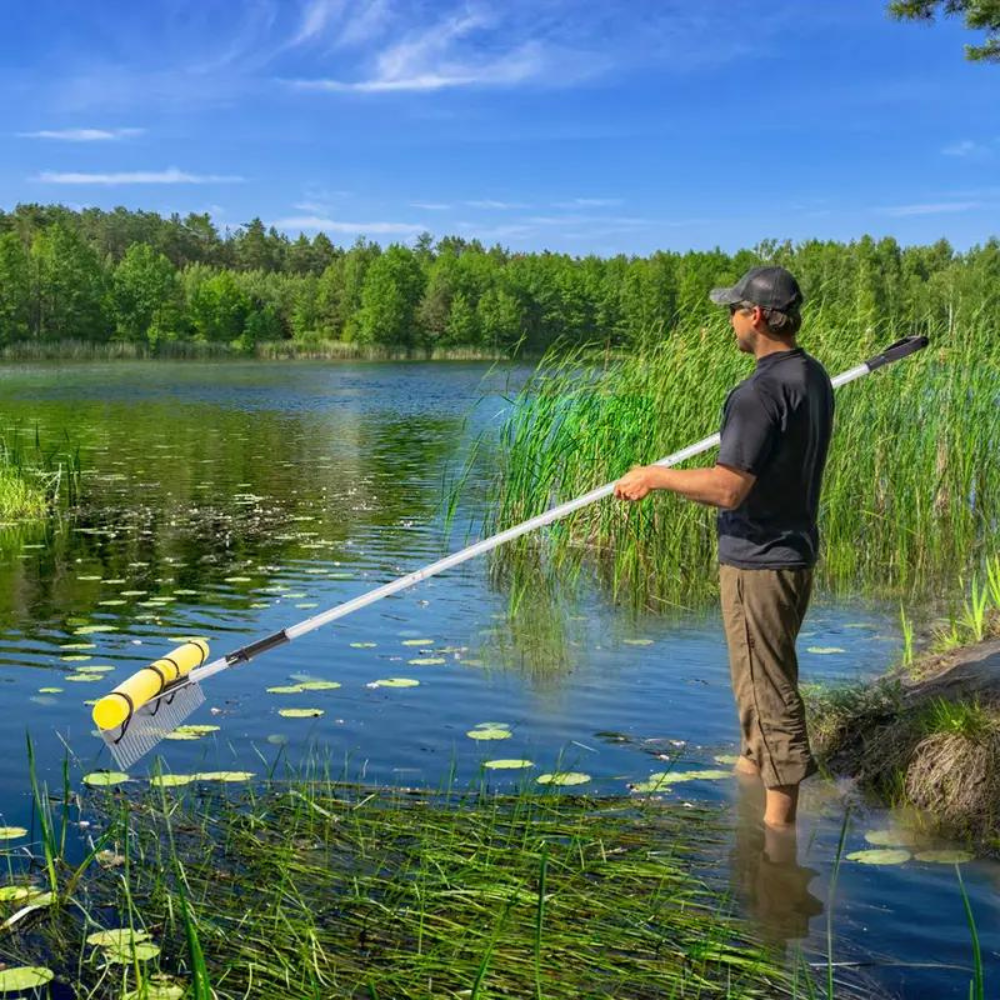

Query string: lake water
0 361 995 998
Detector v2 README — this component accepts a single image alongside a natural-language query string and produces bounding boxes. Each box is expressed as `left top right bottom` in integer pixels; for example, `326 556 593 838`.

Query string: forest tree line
0 204 997 354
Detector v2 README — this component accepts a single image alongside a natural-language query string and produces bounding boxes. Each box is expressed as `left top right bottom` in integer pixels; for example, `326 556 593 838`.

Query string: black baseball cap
709 266 804 313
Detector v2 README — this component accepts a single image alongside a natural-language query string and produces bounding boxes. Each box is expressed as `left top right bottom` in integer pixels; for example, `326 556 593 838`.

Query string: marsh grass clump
2 779 796 999
483 311 999 609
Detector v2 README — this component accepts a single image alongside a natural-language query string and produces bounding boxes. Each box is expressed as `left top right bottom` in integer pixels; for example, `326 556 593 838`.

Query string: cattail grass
483 310 999 608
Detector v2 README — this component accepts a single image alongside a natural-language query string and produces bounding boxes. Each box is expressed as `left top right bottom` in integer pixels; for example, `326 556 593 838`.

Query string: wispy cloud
553 197 623 208
271 215 427 235
879 201 982 217
19 127 145 142
465 199 528 210
411 201 452 210
941 138 997 159
34 167 244 185
287 10 549 92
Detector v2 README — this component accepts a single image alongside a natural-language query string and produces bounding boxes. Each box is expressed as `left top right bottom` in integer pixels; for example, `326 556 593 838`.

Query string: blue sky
2 0 998 255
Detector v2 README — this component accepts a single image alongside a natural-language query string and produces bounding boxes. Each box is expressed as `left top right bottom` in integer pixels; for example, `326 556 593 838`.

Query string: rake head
98 681 206 770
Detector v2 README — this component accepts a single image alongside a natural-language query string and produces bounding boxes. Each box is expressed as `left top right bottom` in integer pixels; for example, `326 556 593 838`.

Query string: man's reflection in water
730 773 824 950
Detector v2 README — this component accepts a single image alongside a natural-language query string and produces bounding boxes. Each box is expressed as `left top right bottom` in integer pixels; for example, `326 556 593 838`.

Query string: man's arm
613 463 756 510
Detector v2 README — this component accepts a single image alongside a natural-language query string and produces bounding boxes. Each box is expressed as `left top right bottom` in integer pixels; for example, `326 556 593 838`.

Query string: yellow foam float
92 640 209 731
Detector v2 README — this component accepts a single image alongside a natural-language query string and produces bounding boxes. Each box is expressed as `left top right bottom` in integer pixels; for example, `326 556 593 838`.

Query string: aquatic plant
482 308 1000 608
0 773 795 999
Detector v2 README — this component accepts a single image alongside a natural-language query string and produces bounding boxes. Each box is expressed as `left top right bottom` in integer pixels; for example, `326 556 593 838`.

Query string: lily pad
350 642 377 648
408 657 445 666
846 849 911 865
483 759 534 770
0 967 55 990
150 774 195 788
863 829 919 847
83 772 130 787
103 941 162 964
174 724 220 735
61 654 92 662
278 708 325 718
914 849 975 864
537 772 591 786
60 642 96 650
631 769 731 793
714 754 740 765
191 771 255 782
123 975 186 999
623 638 654 646
87 928 151 947
163 731 201 741
0 827 29 840
296 680 341 691
0 885 40 902
267 685 304 694
402 639 433 647
367 678 420 688
76 665 115 673
38 687 63 694
807 647 846 655
466 726 512 741
65 673 103 682
76 625 118 634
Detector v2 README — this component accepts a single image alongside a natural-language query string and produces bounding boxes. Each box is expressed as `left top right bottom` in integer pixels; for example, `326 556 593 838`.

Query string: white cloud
553 197 623 208
465 199 528 210
411 201 452 210
19 127 145 142
271 215 427 234
34 167 245 185
287 10 547 92
879 201 982 217
291 0 346 46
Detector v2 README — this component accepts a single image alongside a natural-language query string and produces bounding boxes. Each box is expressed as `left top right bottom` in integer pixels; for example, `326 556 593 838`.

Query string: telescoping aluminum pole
95 335 929 767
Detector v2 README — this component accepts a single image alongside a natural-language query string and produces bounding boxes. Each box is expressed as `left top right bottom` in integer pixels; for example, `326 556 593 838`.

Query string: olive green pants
720 564 817 789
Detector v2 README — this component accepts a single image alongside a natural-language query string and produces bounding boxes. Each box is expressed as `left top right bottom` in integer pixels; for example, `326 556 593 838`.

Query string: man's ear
751 305 767 329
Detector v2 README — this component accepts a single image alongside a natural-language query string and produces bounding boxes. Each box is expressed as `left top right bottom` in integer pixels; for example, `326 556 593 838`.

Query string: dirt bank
808 638 1000 849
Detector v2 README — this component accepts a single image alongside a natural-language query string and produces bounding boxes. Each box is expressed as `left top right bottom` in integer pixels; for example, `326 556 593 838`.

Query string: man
614 266 834 831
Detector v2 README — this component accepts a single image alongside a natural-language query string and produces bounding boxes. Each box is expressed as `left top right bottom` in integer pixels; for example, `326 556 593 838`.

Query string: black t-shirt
716 348 834 569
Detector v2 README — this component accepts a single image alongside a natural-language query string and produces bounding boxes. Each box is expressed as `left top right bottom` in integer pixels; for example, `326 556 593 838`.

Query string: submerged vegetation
0 767 800 999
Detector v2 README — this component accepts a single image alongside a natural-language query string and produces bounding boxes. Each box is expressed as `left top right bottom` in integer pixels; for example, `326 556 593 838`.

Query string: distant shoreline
0 339 526 363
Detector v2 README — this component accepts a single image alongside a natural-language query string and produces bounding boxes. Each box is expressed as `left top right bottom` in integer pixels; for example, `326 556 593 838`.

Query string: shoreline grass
480 312 999 608
0 772 797 999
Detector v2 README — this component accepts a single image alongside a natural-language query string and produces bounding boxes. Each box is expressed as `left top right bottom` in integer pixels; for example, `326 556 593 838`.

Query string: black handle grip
226 629 290 665
865 335 929 371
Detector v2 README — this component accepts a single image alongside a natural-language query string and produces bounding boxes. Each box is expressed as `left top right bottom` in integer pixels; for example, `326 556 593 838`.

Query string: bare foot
734 755 760 778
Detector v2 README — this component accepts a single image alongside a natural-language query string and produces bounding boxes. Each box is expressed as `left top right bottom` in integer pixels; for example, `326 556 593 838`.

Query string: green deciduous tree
112 243 182 345
889 1 1000 61
30 223 108 341
355 245 425 346
0 232 31 345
